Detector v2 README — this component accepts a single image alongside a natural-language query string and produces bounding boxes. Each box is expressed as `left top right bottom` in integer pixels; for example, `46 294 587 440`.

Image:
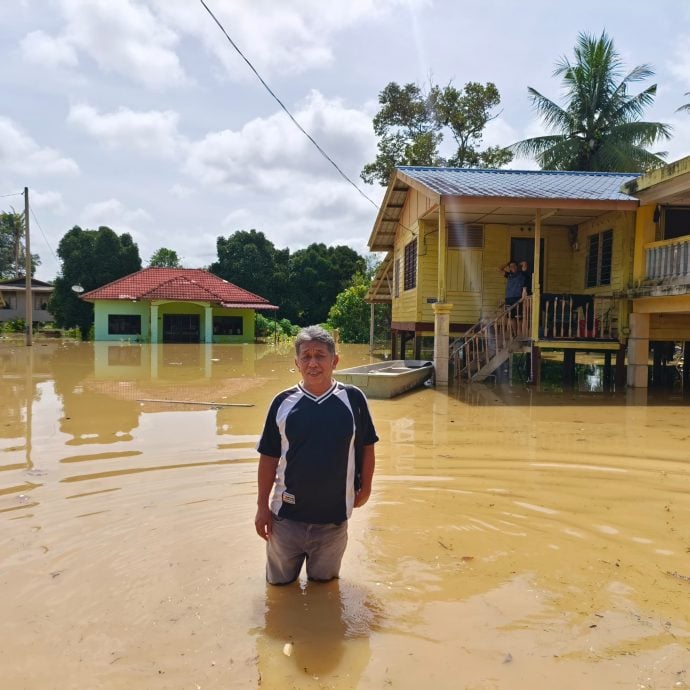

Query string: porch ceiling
421 202 625 228
365 251 393 304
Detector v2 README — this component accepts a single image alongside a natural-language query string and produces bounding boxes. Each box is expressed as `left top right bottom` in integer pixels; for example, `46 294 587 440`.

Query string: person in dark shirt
255 325 378 585
498 261 526 335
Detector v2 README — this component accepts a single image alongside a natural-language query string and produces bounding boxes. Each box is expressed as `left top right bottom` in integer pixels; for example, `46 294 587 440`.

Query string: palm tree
678 93 690 114
512 31 671 172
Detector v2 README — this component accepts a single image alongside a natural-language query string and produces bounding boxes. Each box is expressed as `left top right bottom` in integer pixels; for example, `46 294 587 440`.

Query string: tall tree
512 31 671 171
430 81 513 169
361 80 512 186
49 226 142 339
285 243 366 325
0 211 40 278
149 247 181 268
210 229 289 307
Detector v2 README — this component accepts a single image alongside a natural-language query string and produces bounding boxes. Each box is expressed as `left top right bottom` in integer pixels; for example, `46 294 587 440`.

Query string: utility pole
24 187 32 347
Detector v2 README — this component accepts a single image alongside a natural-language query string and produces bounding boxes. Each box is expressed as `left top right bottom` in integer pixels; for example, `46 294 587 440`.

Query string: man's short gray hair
295 325 336 356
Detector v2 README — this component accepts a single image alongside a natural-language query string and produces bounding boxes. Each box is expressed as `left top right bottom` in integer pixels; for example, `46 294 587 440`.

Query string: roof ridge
397 165 640 177
141 274 221 300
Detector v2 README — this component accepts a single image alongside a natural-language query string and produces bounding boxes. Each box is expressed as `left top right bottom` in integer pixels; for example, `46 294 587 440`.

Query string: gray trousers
266 514 348 585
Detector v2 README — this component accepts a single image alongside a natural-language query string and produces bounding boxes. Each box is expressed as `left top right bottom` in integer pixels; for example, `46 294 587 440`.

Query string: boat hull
334 360 433 399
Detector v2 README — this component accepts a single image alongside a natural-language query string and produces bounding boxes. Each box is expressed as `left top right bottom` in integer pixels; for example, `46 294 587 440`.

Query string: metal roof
368 167 641 252
398 166 639 201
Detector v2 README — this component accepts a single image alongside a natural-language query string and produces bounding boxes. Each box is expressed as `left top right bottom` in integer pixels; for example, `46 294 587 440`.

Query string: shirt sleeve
356 389 379 445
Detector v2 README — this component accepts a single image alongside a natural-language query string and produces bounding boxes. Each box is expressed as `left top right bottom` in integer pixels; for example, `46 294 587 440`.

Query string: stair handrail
452 294 532 382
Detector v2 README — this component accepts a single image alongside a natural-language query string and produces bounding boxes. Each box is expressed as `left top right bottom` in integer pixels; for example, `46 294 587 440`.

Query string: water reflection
256 580 378 686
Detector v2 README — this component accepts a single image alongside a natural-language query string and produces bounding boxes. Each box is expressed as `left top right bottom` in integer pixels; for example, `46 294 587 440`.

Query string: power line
30 208 59 264
198 0 378 210
0 191 23 199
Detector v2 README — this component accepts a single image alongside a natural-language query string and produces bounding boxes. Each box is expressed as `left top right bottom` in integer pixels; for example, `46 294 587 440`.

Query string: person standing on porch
499 261 526 335
254 325 378 585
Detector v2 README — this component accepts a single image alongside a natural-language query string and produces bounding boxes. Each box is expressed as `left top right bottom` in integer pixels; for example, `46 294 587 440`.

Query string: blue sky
2 0 690 281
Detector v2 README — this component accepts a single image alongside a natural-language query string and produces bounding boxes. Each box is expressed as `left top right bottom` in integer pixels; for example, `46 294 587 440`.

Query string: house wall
391 188 434 327
567 211 634 295
210 308 255 344
94 300 151 341
0 288 54 323
93 300 256 343
650 312 690 340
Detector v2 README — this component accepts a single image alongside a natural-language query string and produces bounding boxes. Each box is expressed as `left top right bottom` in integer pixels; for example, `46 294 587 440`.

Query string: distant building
0 276 54 323
81 267 278 344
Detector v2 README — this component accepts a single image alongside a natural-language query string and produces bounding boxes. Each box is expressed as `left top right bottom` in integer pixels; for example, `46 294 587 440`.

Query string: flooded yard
1 341 689 689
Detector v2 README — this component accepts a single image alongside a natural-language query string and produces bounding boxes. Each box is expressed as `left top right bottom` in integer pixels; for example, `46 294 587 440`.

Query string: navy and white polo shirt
257 380 378 524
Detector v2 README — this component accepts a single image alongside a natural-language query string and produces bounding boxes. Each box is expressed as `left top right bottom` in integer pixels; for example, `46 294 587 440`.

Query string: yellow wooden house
622 155 690 389
367 166 643 387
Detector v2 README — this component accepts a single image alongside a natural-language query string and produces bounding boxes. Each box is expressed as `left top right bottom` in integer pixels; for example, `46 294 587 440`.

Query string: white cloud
81 198 152 228
185 90 375 189
169 183 193 199
152 0 413 78
68 103 182 156
668 43 690 87
30 190 67 214
21 0 186 88
0 117 79 176
222 208 253 228
21 30 79 68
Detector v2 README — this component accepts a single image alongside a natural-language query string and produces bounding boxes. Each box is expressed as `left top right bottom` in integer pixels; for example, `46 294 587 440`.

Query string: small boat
334 359 433 399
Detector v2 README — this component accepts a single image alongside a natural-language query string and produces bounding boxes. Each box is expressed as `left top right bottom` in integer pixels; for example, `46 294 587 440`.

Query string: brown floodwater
1 340 689 690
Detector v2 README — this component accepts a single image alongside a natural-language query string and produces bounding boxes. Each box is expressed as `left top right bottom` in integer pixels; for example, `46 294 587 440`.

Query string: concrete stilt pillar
626 312 650 388
432 302 453 386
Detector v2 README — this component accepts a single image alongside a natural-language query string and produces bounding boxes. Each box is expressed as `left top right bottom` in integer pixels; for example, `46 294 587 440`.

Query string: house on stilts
365 157 690 390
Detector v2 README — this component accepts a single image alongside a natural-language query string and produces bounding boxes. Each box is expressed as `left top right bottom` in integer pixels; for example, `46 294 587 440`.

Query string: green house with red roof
81 268 278 344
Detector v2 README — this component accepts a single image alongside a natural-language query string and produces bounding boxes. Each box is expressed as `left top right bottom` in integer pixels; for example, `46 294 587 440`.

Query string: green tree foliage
0 211 40 278
49 226 142 339
678 93 690 114
361 80 513 186
285 243 366 325
512 31 671 172
210 229 289 307
327 273 371 343
149 247 181 267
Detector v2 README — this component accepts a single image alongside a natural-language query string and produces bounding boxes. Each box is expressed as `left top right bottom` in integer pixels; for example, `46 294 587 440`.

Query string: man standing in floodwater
254 325 378 585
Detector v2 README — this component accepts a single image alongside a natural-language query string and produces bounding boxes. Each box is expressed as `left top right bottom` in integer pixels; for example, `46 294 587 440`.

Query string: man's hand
354 486 371 508
255 504 273 541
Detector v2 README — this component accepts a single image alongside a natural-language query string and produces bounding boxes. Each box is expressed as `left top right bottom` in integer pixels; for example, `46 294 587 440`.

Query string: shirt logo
282 491 296 504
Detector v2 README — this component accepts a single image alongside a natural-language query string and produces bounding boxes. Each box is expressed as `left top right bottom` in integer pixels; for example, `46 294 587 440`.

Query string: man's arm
354 444 375 508
255 454 279 540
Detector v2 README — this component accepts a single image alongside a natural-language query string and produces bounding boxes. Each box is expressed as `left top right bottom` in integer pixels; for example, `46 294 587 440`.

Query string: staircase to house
451 295 532 382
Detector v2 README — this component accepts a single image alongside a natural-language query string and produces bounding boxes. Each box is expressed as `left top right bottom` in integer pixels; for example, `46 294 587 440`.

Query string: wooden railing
540 295 616 340
645 236 690 282
451 295 531 381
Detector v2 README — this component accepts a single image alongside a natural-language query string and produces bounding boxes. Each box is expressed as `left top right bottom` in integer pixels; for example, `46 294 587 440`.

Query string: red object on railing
578 319 599 338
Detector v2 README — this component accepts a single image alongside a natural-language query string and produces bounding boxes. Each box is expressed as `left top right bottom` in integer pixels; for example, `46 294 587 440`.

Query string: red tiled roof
81 268 278 309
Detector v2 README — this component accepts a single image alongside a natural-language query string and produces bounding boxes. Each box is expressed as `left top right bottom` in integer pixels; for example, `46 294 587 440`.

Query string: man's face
509 262 518 273
295 341 339 393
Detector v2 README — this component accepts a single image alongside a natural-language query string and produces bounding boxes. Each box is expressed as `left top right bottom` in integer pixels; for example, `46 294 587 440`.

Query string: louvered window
403 239 417 290
585 229 613 288
448 222 484 248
